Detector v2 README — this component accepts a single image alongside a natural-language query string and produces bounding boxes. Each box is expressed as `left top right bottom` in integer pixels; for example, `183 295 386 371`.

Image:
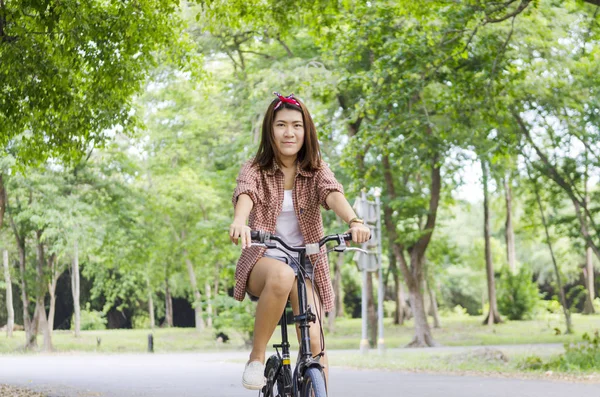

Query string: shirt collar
266 161 314 177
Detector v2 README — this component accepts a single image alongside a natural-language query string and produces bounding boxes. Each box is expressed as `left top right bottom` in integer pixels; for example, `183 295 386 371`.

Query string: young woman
229 93 371 390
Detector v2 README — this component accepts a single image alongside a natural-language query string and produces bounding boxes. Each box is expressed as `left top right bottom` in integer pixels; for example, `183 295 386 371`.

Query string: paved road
0 351 598 397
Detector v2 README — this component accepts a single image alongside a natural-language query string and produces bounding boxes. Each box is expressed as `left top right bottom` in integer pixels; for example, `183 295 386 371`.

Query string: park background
1 0 600 379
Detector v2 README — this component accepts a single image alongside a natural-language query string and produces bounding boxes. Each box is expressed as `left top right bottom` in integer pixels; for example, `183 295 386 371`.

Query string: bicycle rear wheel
300 367 327 397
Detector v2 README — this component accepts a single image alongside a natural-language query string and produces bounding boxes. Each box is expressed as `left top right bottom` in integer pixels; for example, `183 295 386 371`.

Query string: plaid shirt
232 160 344 312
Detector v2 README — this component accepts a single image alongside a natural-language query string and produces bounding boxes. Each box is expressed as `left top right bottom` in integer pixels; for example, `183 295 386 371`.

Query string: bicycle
250 230 365 397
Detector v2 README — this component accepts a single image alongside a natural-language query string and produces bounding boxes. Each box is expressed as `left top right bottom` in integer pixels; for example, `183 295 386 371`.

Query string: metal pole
360 266 369 354
375 191 385 353
359 191 369 354
148 333 154 353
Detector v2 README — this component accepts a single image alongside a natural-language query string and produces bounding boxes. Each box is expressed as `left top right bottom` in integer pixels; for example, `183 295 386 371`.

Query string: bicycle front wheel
301 367 327 397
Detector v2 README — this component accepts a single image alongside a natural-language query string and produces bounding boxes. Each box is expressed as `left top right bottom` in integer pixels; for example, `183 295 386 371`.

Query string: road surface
0 351 598 397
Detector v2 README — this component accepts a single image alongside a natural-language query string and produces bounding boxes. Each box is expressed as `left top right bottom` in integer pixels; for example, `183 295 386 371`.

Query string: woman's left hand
348 223 371 244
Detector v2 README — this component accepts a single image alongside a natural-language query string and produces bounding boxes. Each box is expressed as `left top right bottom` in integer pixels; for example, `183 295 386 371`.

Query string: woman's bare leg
290 279 329 384
246 257 296 363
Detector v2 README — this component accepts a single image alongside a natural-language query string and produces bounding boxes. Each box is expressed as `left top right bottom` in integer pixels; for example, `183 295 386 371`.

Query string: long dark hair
253 96 322 172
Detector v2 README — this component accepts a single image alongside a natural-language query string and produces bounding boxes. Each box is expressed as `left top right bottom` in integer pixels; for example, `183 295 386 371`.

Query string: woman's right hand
229 221 252 249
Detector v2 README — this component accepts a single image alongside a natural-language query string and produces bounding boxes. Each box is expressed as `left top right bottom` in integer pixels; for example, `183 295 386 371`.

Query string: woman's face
272 108 305 162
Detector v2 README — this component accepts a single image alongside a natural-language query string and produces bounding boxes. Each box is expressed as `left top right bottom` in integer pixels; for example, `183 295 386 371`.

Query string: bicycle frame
263 246 323 397
251 231 352 397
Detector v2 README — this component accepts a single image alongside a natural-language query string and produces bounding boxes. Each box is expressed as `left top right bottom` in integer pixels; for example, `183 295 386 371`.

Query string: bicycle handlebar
250 230 353 254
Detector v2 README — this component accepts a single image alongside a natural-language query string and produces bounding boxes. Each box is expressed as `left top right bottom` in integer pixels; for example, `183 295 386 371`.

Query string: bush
439 267 483 315
519 331 600 372
518 355 544 370
439 304 470 318
72 306 107 331
383 300 396 318
212 295 255 346
132 312 150 329
549 331 600 371
497 266 540 320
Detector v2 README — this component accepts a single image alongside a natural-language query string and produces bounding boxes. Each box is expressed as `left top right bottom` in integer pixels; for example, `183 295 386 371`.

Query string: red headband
273 92 301 110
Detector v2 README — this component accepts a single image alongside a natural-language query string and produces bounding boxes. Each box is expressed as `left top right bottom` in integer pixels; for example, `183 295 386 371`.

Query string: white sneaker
242 360 266 390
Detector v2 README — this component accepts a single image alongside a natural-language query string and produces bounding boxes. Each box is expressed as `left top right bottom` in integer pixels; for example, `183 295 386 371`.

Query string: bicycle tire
264 355 284 397
301 366 327 397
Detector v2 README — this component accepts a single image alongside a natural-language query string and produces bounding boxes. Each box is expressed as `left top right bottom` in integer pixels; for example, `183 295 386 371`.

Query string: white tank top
265 190 304 260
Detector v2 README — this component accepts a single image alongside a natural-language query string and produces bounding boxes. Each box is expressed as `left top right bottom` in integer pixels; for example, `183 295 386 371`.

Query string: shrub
439 267 483 315
548 331 600 371
497 266 540 320
132 312 150 329
383 300 396 318
212 295 255 346
518 355 544 370
520 331 600 372
72 306 107 331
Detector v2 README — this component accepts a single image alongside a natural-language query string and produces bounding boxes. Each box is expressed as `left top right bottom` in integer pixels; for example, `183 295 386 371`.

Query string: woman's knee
265 265 295 296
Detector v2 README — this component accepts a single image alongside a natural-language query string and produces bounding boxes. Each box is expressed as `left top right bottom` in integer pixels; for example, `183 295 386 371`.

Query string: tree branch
239 50 275 60
487 15 516 94
485 0 532 23
411 153 441 267
276 36 294 57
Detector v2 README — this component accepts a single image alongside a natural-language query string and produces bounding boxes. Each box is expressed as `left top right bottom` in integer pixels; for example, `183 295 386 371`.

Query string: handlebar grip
343 232 372 241
250 231 261 241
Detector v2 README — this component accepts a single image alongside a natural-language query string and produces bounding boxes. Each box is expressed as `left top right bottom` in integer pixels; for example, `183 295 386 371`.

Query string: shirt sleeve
232 161 259 207
316 162 344 210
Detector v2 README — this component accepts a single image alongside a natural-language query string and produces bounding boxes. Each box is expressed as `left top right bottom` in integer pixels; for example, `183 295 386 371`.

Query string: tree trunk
213 263 220 305
504 176 517 273
148 292 156 329
405 264 436 347
174 228 205 331
72 240 81 337
35 230 52 351
399 280 408 323
47 254 58 333
427 280 441 329
528 165 572 333
11 216 35 348
382 152 441 346
183 251 205 331
387 240 404 325
0 174 5 230
482 159 502 325
205 281 212 328
146 277 155 329
583 184 595 314
328 252 344 332
583 245 596 314
366 271 377 347
165 278 174 327
48 285 56 333
3 249 14 337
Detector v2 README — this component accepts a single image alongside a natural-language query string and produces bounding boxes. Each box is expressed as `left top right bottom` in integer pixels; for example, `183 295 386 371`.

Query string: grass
326 312 600 349
1 313 598 354
1 313 599 380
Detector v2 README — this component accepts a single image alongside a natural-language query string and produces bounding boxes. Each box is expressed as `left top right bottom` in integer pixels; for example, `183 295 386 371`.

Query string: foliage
551 331 600 371
439 266 483 315
211 295 255 344
0 0 191 166
521 331 600 372
132 312 151 330
497 266 540 320
73 306 107 331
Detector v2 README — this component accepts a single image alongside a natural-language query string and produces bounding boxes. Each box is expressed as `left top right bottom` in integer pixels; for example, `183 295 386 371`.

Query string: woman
229 92 371 390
